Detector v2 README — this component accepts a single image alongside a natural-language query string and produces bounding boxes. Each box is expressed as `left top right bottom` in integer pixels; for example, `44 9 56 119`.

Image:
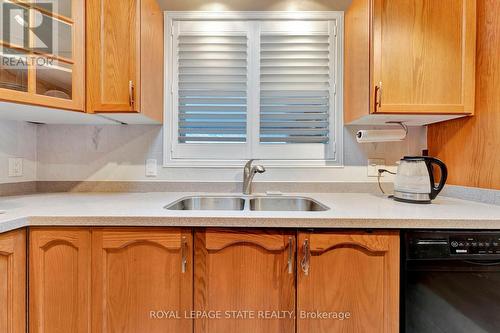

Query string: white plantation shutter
166 15 342 164
260 34 331 144
177 34 248 143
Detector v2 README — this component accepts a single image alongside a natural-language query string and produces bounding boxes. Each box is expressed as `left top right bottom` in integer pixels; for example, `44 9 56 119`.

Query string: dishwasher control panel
449 235 500 255
406 231 500 259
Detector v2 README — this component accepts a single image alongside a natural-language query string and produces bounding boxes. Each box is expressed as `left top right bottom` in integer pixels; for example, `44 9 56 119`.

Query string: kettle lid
401 156 426 161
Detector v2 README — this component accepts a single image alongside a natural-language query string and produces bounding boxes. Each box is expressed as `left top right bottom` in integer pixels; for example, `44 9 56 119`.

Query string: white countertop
0 192 500 233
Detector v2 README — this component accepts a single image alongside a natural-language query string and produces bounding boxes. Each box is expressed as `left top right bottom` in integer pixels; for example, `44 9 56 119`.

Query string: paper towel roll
356 129 407 143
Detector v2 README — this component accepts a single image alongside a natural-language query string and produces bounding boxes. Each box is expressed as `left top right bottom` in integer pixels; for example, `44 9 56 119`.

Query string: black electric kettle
393 156 448 203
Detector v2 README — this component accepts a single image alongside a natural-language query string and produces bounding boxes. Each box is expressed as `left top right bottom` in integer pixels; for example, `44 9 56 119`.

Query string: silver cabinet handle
375 81 382 111
300 238 310 276
288 236 294 274
129 80 135 106
181 236 187 273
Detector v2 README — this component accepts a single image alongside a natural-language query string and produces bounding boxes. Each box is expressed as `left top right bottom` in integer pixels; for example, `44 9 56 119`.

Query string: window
165 12 343 166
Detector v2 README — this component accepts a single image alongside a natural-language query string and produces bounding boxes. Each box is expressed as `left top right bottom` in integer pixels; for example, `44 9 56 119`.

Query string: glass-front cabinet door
0 0 84 110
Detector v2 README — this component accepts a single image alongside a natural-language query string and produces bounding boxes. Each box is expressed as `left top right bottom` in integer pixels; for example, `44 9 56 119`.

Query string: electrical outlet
8 158 23 177
367 158 385 177
145 159 158 177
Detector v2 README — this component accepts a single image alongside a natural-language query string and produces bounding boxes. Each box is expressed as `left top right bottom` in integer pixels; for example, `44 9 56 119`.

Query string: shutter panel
260 34 331 144
177 34 248 143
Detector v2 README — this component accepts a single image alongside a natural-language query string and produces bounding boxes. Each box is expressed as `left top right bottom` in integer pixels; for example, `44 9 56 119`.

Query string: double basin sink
165 195 329 212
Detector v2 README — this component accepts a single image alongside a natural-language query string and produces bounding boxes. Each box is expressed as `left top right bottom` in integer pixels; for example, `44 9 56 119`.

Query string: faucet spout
243 160 266 195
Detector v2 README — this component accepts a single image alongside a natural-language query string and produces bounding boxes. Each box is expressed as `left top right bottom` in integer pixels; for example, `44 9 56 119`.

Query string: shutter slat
178 32 248 143
261 59 329 67
261 121 329 128
179 90 246 98
179 51 247 60
180 67 247 75
261 97 328 105
180 97 247 105
261 66 329 75
179 82 247 91
179 136 246 143
180 59 247 67
261 35 329 43
261 105 328 112
261 82 330 90
260 33 331 144
179 74 247 83
260 137 328 143
179 113 246 120
261 74 330 83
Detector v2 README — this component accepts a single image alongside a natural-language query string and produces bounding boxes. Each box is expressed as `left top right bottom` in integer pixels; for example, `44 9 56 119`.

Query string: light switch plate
145 159 158 177
8 158 23 177
367 158 385 177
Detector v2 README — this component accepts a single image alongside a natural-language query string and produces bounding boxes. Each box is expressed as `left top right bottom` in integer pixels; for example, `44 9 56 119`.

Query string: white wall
36 124 426 183
0 120 37 183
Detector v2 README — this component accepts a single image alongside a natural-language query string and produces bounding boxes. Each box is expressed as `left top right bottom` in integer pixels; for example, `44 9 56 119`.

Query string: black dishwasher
402 231 500 333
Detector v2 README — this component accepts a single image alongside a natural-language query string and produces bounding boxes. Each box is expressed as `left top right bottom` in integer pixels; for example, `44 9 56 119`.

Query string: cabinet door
29 228 91 333
194 229 295 333
297 231 399 333
92 228 193 333
372 0 476 114
0 0 85 110
0 229 26 333
86 0 140 112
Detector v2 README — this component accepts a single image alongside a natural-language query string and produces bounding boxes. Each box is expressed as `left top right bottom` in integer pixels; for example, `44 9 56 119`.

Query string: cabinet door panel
194 228 295 333
29 228 91 333
0 229 26 333
372 0 475 114
87 0 140 112
297 231 399 333
92 228 192 333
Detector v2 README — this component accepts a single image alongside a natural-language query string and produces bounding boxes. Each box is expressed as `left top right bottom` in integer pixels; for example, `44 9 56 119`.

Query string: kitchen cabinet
92 228 193 333
345 0 476 125
0 229 26 333
297 231 399 333
0 0 85 111
194 229 296 333
86 0 163 124
29 228 91 333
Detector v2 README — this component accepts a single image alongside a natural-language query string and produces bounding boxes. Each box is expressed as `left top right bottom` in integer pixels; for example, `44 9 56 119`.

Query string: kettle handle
424 157 448 200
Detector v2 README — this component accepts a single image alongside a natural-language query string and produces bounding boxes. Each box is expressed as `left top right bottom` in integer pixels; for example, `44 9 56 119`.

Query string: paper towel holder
385 121 408 138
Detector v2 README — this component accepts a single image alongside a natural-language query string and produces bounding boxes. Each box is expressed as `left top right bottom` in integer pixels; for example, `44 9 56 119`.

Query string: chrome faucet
243 159 266 195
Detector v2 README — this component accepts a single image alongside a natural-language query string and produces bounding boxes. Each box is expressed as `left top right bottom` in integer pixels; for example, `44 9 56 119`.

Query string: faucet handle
253 165 266 173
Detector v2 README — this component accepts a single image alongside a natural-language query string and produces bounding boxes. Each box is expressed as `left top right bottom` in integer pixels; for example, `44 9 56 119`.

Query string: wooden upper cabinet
91 228 193 333
0 229 26 333
345 0 476 123
0 0 85 110
297 231 399 333
86 0 163 123
29 228 91 333
194 229 296 333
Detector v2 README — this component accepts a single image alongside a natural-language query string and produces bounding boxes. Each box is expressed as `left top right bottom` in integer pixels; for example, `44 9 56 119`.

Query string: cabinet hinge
333 83 337 95
333 23 338 37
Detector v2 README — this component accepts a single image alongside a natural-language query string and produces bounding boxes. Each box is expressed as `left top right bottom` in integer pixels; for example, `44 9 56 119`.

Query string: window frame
164 11 344 168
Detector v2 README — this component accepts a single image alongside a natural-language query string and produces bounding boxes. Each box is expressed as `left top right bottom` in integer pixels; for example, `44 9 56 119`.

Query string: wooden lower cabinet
194 228 296 333
29 228 91 333
26 227 400 333
297 231 400 333
91 228 193 333
0 229 26 333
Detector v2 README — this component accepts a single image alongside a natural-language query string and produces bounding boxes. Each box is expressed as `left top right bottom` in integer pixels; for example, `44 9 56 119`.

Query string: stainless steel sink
165 195 329 212
250 196 329 212
165 196 246 211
